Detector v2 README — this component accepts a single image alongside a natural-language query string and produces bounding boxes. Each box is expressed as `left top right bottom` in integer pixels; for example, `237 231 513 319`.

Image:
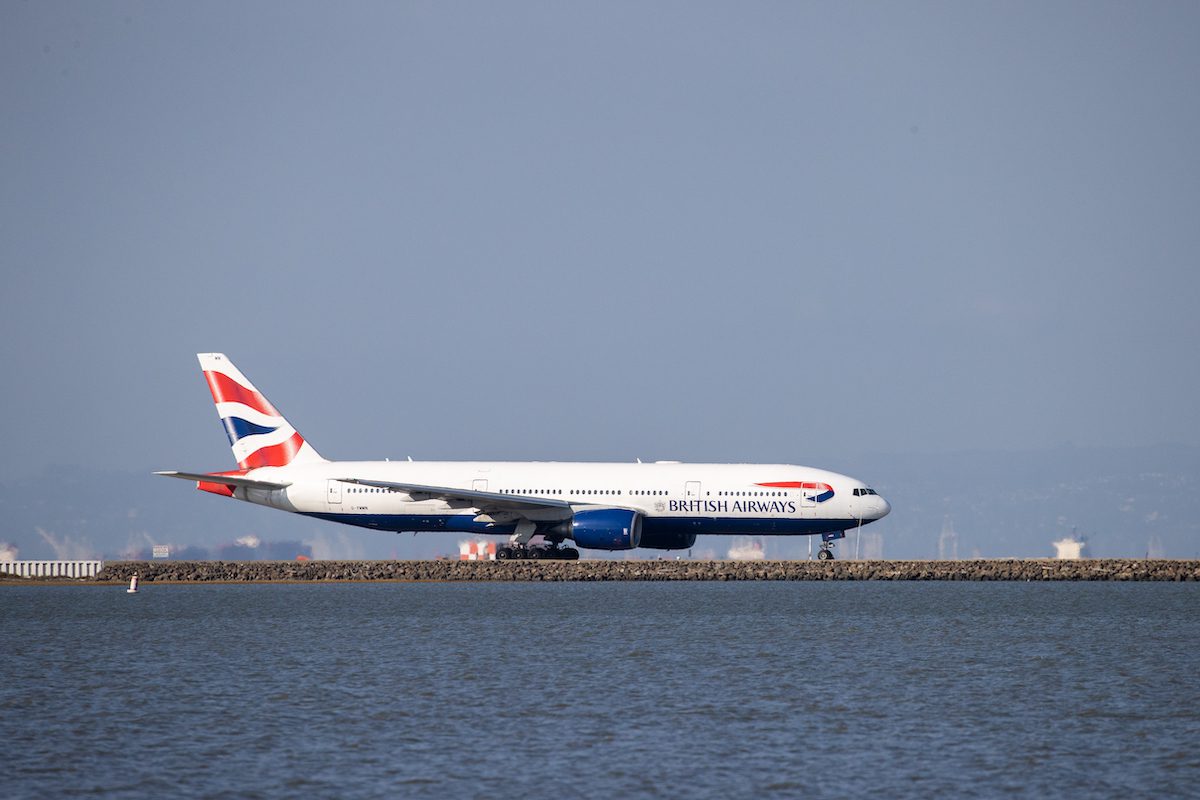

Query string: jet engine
557 508 643 551
638 530 697 550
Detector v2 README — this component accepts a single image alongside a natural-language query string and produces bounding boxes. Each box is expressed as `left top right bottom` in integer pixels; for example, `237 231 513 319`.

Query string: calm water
2 582 1197 798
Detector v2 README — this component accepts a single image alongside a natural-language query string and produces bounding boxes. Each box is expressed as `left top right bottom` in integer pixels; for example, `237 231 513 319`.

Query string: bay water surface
2 582 1197 798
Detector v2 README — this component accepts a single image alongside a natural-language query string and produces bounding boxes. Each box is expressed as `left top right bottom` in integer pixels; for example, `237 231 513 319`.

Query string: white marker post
127 574 139 594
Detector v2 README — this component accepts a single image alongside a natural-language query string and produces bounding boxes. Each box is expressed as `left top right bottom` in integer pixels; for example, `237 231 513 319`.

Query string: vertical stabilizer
197 353 325 469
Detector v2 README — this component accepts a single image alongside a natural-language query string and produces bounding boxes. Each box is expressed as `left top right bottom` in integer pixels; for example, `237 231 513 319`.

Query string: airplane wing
340 478 572 515
155 471 292 490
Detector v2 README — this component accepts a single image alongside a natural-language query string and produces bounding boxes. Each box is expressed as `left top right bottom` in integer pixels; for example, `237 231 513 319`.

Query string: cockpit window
853 488 878 496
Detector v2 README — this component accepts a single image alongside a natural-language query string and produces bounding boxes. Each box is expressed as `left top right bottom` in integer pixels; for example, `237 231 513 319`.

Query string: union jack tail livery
198 353 325 469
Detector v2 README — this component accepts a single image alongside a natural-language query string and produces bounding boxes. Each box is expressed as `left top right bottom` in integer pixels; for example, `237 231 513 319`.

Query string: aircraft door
473 479 488 492
685 481 701 500
799 485 818 515
327 480 343 506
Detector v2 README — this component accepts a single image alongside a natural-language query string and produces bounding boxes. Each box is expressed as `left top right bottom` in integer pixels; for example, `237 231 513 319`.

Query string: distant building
727 537 764 560
1052 537 1089 560
172 545 214 560
459 540 496 561
215 539 314 560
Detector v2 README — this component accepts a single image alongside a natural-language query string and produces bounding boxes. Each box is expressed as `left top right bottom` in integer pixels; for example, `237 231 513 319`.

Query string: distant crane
938 516 958 560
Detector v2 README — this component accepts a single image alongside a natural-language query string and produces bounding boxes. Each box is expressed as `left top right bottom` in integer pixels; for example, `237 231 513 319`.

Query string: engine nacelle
563 508 643 551
638 530 697 550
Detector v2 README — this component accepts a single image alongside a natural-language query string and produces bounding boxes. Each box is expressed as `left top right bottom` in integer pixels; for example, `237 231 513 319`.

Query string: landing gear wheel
562 548 580 560
528 548 543 560
496 547 511 560
817 547 834 561
511 547 526 560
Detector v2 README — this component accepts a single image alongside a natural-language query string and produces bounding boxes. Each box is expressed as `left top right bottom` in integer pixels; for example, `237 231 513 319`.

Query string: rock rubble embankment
88 559 1200 583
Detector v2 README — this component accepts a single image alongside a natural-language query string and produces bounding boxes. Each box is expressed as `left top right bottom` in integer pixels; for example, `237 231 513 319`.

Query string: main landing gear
496 544 580 560
495 524 579 560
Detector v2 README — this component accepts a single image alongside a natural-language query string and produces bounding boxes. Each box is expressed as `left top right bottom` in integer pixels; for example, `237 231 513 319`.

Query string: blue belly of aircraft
302 512 855 537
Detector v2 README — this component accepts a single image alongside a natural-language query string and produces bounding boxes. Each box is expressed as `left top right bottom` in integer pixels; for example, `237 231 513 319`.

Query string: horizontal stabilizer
155 471 292 490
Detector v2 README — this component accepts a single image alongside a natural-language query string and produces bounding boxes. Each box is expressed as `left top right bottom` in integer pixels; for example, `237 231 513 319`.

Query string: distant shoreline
2 559 1196 584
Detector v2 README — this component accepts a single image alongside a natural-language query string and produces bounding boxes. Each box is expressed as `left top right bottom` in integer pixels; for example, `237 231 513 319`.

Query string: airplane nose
876 496 892 519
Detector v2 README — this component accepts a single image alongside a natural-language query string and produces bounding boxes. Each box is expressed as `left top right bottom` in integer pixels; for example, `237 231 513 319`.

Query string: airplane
158 354 890 560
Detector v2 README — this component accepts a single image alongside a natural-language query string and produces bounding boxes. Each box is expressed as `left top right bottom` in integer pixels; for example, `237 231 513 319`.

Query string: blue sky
3 1 1198 482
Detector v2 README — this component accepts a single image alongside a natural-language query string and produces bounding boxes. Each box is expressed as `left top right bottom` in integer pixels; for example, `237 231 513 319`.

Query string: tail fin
197 353 325 469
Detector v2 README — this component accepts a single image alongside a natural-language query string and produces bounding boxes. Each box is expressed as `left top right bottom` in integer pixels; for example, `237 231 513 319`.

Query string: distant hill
1 445 1196 561
831 444 1200 559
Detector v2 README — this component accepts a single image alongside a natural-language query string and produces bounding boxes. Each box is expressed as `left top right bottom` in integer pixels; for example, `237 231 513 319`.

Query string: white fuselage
165 354 892 553
234 460 890 542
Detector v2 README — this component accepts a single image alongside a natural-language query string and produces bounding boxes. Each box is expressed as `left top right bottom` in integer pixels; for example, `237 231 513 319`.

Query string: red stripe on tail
239 431 305 469
204 371 280 417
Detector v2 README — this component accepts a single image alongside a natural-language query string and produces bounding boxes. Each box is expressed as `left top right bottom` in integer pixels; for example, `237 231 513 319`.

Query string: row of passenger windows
346 486 798 498
500 489 791 498
501 489 657 497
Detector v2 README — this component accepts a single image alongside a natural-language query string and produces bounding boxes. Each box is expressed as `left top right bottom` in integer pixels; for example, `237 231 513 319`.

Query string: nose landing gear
817 530 846 561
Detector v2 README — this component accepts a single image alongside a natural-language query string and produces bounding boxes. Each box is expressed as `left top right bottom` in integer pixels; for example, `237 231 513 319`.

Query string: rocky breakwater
93 559 1200 583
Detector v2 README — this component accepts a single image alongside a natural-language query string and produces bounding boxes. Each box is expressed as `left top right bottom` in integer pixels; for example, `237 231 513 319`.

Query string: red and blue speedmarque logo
756 481 835 503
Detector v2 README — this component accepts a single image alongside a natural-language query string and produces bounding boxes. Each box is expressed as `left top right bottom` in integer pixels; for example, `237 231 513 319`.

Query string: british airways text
667 499 796 514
